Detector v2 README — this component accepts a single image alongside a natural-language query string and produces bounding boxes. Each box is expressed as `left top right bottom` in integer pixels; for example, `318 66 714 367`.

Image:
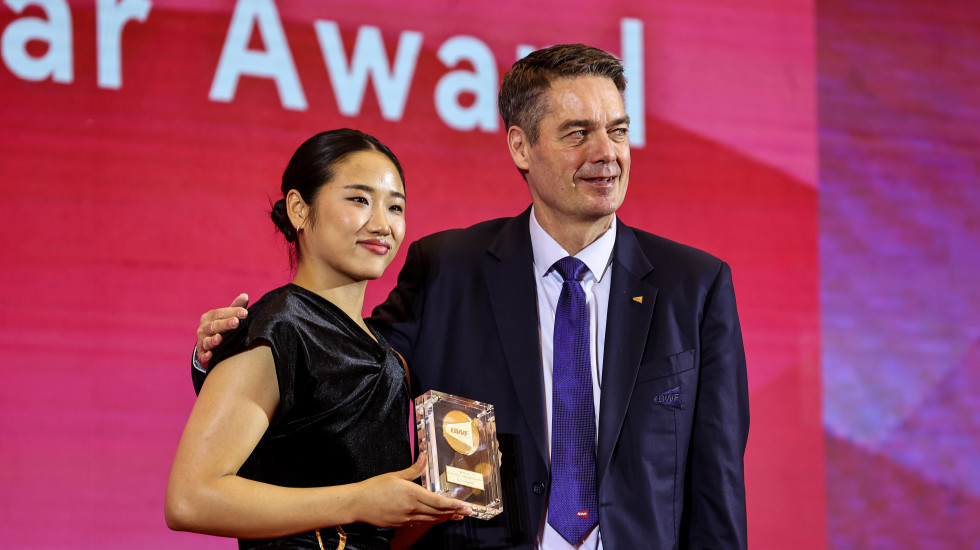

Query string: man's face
511 75 631 230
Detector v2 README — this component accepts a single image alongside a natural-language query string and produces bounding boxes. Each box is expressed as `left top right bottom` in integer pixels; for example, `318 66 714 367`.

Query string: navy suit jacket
369 207 749 549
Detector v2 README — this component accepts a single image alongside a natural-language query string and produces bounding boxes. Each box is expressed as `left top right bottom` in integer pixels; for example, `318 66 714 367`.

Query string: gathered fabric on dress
210 284 412 550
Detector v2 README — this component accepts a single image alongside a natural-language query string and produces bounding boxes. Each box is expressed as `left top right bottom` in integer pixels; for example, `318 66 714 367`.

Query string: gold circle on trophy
442 410 481 455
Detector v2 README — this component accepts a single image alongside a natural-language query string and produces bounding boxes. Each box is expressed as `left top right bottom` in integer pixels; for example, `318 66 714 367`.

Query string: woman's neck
292 267 374 340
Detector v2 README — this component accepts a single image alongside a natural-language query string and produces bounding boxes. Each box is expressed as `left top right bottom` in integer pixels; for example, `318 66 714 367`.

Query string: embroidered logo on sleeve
653 386 683 410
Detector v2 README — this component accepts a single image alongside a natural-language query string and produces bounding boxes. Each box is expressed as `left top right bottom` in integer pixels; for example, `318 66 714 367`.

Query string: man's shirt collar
529 206 616 282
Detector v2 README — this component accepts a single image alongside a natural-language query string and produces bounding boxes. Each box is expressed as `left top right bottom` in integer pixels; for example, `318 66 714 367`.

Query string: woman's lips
359 239 391 255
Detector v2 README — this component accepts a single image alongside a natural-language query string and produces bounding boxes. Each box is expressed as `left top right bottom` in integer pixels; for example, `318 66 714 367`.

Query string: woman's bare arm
166 344 468 539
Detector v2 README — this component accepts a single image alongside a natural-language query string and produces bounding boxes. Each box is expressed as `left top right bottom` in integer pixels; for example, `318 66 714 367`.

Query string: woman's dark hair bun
270 198 296 242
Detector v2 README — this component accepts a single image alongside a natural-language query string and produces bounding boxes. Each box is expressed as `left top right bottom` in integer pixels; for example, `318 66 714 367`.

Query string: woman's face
297 150 406 284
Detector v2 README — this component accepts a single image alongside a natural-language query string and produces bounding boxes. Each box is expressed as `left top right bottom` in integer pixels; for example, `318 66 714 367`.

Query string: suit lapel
597 221 657 485
484 208 549 465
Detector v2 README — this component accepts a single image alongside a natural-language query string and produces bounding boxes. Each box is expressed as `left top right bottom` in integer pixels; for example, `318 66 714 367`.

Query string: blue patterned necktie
548 256 598 544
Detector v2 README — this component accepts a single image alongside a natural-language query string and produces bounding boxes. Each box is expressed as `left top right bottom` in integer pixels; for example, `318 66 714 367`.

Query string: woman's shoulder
209 285 305 367
241 284 297 324
244 284 359 340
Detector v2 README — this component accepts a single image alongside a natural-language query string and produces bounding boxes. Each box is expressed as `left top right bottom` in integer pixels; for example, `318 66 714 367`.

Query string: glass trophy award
415 390 503 520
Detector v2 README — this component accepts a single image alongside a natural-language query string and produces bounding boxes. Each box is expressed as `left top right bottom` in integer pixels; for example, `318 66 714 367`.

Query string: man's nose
590 133 618 163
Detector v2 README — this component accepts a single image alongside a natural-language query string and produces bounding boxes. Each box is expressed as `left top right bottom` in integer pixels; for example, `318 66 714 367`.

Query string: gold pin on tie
632 296 643 303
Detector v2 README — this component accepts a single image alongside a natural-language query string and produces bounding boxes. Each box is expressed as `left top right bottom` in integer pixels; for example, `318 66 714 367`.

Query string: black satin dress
209 284 412 550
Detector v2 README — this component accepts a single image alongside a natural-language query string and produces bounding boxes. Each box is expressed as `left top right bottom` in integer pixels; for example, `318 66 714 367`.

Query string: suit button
532 482 545 495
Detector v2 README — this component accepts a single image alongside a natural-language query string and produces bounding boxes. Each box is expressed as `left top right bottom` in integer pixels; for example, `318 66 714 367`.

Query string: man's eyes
565 128 628 140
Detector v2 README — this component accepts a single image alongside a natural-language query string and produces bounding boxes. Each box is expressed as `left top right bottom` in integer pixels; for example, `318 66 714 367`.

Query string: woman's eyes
348 196 403 213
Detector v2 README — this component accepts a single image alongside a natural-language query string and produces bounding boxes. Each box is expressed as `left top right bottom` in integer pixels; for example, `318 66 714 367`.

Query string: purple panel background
819 1 980 548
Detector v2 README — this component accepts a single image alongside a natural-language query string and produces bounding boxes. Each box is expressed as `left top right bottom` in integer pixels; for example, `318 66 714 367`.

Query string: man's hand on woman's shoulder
195 293 250 369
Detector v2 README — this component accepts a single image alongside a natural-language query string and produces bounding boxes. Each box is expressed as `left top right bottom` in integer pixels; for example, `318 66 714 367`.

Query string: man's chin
582 195 625 218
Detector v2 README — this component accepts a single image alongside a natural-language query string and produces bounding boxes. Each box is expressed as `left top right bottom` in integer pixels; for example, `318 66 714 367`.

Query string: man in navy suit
194 44 749 549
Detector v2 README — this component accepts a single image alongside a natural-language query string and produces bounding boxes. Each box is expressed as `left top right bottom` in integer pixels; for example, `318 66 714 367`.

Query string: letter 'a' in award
415 390 503 520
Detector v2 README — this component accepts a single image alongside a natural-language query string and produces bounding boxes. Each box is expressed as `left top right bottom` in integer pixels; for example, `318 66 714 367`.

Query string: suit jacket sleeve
685 261 750 549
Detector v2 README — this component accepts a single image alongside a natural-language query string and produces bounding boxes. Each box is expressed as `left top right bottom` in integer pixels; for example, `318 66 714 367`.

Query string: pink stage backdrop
1 1 820 548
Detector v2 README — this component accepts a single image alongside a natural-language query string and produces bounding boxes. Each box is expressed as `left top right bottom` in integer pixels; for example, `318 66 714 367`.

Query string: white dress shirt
529 207 615 550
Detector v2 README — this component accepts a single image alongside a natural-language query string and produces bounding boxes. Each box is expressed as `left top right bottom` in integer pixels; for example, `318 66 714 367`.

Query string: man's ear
507 126 531 172
285 189 308 229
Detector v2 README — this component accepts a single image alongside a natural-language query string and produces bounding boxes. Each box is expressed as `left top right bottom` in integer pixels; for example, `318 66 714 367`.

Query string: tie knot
552 256 588 282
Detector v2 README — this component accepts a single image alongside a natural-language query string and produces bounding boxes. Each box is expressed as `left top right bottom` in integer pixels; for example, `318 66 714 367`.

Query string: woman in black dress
165 129 469 549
